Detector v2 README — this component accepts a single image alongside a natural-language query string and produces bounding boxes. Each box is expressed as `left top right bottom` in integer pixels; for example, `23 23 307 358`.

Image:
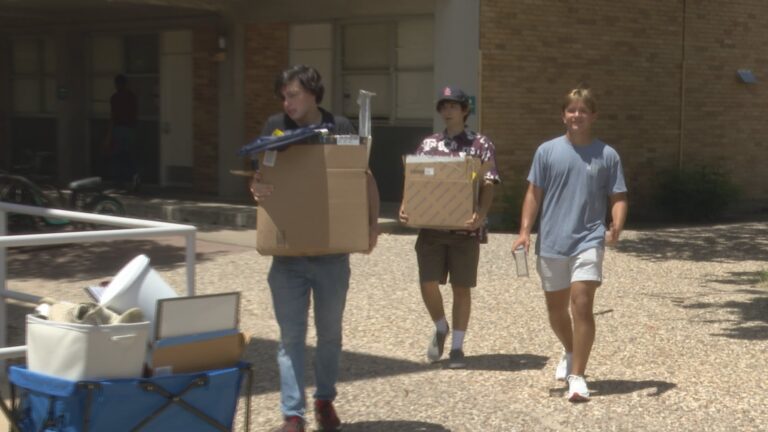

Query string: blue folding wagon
5 362 252 432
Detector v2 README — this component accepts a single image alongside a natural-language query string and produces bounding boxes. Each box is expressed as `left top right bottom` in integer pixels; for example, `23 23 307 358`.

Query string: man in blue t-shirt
250 65 380 432
511 87 628 403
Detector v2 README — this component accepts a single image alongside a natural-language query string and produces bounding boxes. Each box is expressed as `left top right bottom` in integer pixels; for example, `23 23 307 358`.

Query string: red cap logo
443 87 452 96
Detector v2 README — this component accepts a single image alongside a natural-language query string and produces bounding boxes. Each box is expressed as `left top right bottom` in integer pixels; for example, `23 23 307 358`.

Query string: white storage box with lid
26 314 150 380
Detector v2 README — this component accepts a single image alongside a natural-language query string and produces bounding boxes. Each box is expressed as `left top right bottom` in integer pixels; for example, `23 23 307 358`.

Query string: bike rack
0 202 197 360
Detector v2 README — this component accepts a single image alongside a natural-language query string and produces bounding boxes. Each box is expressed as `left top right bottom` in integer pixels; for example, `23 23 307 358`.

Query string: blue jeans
268 254 351 417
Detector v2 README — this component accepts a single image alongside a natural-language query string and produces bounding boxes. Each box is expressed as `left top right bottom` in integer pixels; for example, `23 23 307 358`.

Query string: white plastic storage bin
26 314 150 380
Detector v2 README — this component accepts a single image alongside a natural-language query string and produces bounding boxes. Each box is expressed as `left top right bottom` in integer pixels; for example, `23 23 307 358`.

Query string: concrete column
433 0 480 132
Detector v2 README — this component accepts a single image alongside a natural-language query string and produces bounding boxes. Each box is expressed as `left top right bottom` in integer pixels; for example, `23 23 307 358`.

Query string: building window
340 18 433 124
90 34 159 118
11 38 56 115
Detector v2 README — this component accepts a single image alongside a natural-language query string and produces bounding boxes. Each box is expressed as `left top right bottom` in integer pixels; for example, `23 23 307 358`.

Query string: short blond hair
562 87 597 113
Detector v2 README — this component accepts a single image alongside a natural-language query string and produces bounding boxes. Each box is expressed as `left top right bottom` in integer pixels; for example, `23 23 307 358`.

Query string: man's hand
511 233 531 254
605 223 621 247
398 205 409 224
464 212 483 231
249 172 273 202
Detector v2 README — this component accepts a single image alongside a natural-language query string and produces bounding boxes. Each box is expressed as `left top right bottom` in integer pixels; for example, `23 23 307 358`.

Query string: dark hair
114 74 127 88
274 65 325 104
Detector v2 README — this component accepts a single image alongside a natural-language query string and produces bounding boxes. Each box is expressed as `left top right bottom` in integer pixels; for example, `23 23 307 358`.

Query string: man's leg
450 285 471 332
311 254 351 402
268 257 312 418
420 281 446 323
569 280 599 376
544 288 574 353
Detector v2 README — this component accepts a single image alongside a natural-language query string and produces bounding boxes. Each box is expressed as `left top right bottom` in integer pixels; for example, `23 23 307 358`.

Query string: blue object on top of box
238 124 332 156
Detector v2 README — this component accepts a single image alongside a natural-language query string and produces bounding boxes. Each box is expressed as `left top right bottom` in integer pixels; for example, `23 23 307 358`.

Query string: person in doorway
249 65 380 432
399 86 500 369
511 86 628 402
106 74 140 191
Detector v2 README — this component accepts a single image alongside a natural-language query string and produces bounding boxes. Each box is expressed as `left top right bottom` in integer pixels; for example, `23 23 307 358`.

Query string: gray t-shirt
527 135 627 258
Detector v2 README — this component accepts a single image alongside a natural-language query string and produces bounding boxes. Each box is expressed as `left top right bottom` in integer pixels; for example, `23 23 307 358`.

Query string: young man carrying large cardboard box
250 65 380 432
399 86 500 369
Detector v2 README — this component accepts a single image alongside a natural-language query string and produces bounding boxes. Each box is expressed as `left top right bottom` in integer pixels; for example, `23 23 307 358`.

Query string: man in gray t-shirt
512 87 628 403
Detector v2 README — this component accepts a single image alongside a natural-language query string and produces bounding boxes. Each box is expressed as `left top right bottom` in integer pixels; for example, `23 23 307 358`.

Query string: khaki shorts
415 229 480 288
536 247 604 292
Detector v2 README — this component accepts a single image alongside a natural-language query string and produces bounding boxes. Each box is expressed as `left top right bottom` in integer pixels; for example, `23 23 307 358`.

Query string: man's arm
606 192 628 246
466 180 495 229
511 183 543 252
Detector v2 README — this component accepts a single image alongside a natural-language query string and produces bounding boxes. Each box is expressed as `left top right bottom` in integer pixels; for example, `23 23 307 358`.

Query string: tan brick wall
244 23 289 144
480 0 683 215
193 27 219 195
683 0 768 209
480 0 768 215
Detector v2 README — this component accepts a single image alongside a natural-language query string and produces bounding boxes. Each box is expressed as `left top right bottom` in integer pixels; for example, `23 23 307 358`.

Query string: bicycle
0 170 126 232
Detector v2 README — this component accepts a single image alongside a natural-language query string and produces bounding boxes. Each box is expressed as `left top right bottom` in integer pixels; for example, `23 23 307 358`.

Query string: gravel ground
5 222 768 431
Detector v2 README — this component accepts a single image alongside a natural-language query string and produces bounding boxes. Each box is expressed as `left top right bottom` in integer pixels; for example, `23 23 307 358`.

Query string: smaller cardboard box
402 155 482 230
150 331 246 375
257 143 369 256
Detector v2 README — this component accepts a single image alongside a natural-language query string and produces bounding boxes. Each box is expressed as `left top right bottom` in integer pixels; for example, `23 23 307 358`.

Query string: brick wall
480 0 768 215
244 23 289 144
683 0 768 210
192 27 219 195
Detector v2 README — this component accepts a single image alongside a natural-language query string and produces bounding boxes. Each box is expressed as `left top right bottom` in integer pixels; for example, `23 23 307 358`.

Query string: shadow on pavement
5 239 225 282
343 420 450 431
682 287 768 340
616 223 768 263
245 338 434 396
446 353 548 372
5 302 36 348
549 379 677 398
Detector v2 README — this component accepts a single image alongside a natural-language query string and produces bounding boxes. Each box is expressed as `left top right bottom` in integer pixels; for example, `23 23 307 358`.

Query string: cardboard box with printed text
401 155 483 230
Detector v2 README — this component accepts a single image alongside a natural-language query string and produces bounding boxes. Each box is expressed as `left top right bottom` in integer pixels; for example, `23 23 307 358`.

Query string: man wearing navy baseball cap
400 85 501 369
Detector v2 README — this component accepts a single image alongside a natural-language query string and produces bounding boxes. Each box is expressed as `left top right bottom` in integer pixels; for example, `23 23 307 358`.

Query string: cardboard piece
151 331 246 375
402 155 483 230
257 143 369 256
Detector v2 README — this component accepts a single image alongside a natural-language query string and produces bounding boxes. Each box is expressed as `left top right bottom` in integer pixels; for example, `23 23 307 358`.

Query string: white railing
0 201 197 359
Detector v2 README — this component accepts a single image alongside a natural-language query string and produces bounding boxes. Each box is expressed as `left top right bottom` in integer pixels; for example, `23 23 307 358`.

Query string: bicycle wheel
86 196 125 216
0 175 54 230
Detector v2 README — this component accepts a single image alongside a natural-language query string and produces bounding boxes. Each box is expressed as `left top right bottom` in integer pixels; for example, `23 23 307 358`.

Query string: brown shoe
272 416 305 432
314 400 341 431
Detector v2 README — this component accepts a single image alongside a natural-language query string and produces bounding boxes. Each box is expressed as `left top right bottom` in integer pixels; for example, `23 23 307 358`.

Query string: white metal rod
1 290 42 304
0 210 7 354
0 201 191 229
0 345 26 360
0 226 194 248
185 231 196 296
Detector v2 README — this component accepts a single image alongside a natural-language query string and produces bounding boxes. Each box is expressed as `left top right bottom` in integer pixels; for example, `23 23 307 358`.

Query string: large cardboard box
257 143 369 255
402 155 482 230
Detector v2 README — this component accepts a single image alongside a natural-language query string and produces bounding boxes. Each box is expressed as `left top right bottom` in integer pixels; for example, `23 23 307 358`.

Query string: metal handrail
0 201 197 359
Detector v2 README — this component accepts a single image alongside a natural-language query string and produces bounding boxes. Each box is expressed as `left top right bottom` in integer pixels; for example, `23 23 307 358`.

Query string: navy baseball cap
436 86 469 110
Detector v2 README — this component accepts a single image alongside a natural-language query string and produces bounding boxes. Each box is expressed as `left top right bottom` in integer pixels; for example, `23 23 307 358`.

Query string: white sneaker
566 375 590 402
555 352 572 381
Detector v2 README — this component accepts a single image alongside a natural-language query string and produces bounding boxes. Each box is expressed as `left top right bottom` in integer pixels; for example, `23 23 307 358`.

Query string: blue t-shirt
528 135 627 258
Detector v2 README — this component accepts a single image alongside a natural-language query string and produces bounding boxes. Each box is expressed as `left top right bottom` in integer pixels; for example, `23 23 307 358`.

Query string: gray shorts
536 247 604 292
